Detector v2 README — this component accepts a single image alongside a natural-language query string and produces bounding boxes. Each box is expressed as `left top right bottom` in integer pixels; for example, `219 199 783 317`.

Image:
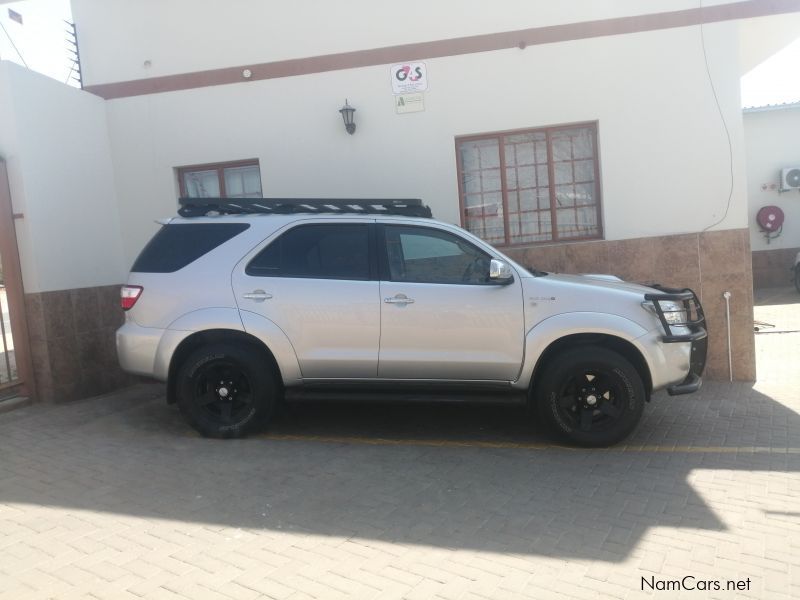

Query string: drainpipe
723 291 732 382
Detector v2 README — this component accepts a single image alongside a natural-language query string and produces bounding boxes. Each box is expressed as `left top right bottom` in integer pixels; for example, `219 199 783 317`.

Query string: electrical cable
0 21 28 67
64 62 76 84
697 5 735 232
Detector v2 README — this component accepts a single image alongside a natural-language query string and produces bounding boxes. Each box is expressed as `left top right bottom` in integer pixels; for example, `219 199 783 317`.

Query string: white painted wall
72 0 715 87
0 61 126 292
745 105 800 252
739 12 800 74
103 21 747 266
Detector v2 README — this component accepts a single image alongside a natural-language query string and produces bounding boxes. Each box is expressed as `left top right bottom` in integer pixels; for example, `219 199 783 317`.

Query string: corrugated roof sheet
743 100 800 113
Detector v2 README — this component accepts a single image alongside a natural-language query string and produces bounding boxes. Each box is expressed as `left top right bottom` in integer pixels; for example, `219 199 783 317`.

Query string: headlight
642 300 687 326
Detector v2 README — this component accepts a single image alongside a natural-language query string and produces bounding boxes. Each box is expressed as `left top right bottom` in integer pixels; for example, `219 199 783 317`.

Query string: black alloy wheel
177 343 276 438
536 346 645 447
192 359 255 426
554 369 625 434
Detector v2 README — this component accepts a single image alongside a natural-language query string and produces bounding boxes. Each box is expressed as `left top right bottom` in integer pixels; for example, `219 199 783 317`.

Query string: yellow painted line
260 433 800 454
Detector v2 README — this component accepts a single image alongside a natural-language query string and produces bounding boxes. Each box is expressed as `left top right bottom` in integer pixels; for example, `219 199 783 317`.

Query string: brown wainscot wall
751 246 799 289
25 285 137 403
502 227 756 382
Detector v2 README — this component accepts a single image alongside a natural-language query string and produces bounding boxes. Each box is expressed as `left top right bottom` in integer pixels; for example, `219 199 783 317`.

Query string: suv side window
247 224 369 280
132 223 250 273
383 225 492 285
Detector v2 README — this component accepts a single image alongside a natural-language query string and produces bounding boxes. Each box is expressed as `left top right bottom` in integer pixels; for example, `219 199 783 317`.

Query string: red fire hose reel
756 205 784 243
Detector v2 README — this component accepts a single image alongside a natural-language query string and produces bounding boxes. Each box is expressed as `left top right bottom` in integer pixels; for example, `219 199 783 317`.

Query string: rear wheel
176 343 276 438
536 346 645 447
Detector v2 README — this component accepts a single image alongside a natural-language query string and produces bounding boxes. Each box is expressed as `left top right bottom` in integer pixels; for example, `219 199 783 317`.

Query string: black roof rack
178 197 433 218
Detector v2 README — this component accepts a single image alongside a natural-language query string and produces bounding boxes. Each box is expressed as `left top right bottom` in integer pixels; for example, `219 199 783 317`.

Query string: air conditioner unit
781 167 800 191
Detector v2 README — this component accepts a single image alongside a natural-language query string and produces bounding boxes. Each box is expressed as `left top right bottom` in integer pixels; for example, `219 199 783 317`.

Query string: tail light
121 285 143 311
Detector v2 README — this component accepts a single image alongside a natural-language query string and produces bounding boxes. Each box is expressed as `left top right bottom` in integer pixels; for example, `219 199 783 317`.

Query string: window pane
574 160 594 183
400 233 461 259
505 167 517 189
522 166 537 189
132 223 250 273
224 165 262 198
385 226 491 285
537 188 550 211
554 162 573 185
464 173 482 195
555 184 576 208
180 161 262 199
551 138 571 162
575 183 595 205
482 168 502 192
536 165 549 187
511 210 552 244
556 206 598 239
457 124 600 246
458 139 503 243
519 189 536 211
507 191 519 214
571 130 594 159
247 224 368 280
481 192 504 244
464 193 483 210
182 169 220 197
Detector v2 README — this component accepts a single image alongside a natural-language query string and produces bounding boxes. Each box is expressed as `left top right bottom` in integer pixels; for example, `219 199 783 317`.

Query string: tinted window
131 223 250 273
384 226 491 284
247 224 369 280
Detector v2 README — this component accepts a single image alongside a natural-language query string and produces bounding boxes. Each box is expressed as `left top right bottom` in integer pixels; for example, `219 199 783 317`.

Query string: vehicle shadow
2 379 799 562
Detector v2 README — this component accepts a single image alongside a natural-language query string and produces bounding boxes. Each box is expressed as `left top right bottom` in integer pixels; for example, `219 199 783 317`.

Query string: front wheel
176 343 277 438
536 346 645 447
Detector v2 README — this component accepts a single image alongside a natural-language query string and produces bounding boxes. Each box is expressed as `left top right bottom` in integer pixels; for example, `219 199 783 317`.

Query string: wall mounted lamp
339 99 356 135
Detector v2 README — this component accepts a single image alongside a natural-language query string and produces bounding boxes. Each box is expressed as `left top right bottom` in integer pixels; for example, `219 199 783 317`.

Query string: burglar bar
0 300 12 384
65 20 83 89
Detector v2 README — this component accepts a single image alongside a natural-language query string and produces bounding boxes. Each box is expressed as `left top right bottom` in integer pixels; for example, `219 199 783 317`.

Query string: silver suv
117 198 706 446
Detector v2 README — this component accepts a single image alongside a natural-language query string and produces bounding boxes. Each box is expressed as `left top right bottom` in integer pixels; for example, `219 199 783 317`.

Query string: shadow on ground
2 372 799 562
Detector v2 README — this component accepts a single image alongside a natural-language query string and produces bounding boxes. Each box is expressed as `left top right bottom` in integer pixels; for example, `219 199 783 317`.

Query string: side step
284 385 528 405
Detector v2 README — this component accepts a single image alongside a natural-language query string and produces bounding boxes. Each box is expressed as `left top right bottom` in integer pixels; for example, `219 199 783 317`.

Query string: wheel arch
528 333 653 402
166 329 280 404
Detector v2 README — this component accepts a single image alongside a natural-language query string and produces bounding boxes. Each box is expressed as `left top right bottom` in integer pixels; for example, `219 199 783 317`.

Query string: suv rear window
131 223 250 273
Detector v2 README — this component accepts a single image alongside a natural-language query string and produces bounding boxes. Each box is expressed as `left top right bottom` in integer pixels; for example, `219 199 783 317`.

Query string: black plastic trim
178 197 433 218
646 284 708 395
667 373 703 396
644 286 707 343
662 329 708 343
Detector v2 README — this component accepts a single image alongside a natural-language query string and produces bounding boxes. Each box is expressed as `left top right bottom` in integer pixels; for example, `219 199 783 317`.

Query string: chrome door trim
384 294 415 305
242 290 272 301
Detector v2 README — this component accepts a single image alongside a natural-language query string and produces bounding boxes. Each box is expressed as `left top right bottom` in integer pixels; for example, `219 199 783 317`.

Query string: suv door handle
243 290 272 302
384 294 414 305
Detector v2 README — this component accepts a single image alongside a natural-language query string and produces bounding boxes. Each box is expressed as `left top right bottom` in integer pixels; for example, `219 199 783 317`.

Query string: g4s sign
390 62 428 94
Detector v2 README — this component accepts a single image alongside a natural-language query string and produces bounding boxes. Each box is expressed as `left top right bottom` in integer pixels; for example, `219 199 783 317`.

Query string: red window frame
177 159 261 198
455 122 604 247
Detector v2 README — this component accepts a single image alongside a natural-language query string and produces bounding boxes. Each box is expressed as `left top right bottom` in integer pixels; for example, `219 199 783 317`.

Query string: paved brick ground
1 288 799 599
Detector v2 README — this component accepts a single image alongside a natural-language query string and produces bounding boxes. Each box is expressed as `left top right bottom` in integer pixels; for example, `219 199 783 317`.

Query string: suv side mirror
489 259 514 284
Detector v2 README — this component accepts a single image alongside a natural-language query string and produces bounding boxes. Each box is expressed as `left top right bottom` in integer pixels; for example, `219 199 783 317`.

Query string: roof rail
178 197 433 218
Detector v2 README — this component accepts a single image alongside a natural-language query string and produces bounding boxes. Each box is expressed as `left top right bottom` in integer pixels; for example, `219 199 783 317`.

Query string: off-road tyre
536 345 645 447
176 343 277 438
